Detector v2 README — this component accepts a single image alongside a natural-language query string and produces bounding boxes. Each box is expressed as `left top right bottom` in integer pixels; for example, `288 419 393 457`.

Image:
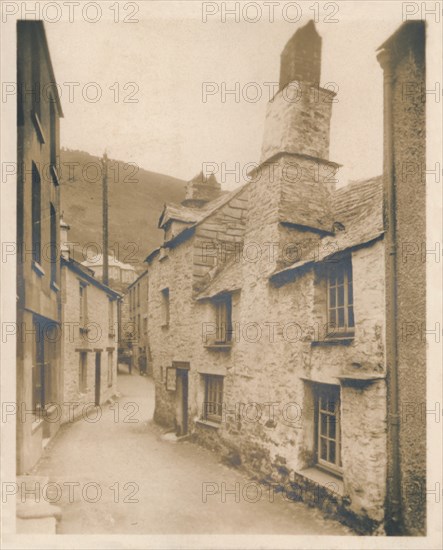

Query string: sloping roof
159 186 243 230
158 203 201 228
332 175 384 249
150 183 249 258
271 175 384 282
62 257 121 299
18 22 63 117
196 257 242 300
82 254 136 271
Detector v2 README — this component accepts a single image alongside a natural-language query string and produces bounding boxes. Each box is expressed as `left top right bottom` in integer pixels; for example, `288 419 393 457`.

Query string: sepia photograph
0 1 442 548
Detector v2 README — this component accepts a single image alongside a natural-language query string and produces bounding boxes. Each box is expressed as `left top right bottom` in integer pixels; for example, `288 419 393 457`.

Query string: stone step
16 516 57 534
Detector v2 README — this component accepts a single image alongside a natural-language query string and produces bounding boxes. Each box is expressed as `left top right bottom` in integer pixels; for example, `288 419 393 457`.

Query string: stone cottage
145 20 426 535
59 220 120 421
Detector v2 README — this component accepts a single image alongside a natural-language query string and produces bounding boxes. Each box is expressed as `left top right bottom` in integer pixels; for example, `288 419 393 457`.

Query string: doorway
175 366 189 436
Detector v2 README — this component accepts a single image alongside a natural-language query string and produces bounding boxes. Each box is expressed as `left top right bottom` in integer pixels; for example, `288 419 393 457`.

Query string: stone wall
261 83 334 163
383 25 426 535
192 191 248 293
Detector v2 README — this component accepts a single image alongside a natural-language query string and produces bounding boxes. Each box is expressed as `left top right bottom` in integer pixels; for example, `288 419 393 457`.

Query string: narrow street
31 371 352 535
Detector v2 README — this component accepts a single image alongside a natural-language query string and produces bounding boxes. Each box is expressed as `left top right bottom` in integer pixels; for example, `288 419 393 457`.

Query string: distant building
122 270 150 373
60 221 120 419
16 21 64 473
82 253 137 291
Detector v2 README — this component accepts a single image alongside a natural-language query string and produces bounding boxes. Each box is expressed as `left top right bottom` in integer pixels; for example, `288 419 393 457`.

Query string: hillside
59 149 186 272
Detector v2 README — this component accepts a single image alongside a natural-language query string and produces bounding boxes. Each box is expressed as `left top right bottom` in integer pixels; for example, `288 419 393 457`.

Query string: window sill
311 336 354 346
337 373 386 386
51 165 60 186
296 466 344 497
204 342 232 351
50 280 60 292
195 418 221 429
32 261 45 277
31 417 44 434
32 111 46 144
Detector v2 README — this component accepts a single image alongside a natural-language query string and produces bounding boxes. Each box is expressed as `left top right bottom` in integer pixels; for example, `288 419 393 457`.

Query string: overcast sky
44 1 405 189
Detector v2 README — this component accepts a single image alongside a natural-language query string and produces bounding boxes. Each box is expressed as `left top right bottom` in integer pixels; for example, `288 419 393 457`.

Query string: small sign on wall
166 367 177 391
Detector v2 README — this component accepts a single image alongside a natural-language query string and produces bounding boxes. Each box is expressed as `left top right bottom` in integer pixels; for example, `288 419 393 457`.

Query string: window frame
32 318 56 414
326 257 354 337
214 294 232 345
49 203 57 285
79 282 88 331
31 162 41 265
203 375 224 423
79 351 88 393
107 350 113 387
161 288 170 327
108 297 115 337
315 384 342 476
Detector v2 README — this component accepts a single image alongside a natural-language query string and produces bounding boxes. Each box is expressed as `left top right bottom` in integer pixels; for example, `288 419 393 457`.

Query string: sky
43 1 407 189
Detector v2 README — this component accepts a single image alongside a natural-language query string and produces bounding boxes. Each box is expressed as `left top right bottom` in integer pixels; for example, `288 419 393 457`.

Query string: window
31 27 41 118
107 351 113 387
79 283 88 329
161 288 170 327
49 96 59 185
137 314 141 340
108 298 115 336
316 384 342 475
31 163 41 265
214 295 232 344
32 318 56 413
137 284 140 306
143 317 148 336
50 203 57 284
79 352 87 393
203 375 224 423
49 96 57 166
327 258 354 335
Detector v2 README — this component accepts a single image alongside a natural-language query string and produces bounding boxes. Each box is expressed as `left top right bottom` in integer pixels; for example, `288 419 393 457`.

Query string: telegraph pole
102 152 109 286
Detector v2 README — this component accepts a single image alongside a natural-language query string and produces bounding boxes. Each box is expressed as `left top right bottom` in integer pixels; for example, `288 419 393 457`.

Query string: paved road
32 370 352 535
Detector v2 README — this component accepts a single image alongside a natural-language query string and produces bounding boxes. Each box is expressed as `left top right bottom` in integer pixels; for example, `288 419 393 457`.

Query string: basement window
315 384 342 476
203 375 224 423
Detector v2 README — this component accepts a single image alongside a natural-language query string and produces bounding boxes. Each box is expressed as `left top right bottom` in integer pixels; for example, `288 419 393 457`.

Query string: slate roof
271 175 384 282
62 257 121 299
82 254 136 272
196 257 242 300
158 203 200 228
157 184 248 237
195 175 384 292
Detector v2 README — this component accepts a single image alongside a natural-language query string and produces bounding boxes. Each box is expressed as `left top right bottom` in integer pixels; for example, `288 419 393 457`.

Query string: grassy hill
59 149 186 272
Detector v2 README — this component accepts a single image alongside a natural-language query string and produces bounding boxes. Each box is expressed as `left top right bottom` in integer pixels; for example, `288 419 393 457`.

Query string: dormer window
214 294 232 345
327 257 354 335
